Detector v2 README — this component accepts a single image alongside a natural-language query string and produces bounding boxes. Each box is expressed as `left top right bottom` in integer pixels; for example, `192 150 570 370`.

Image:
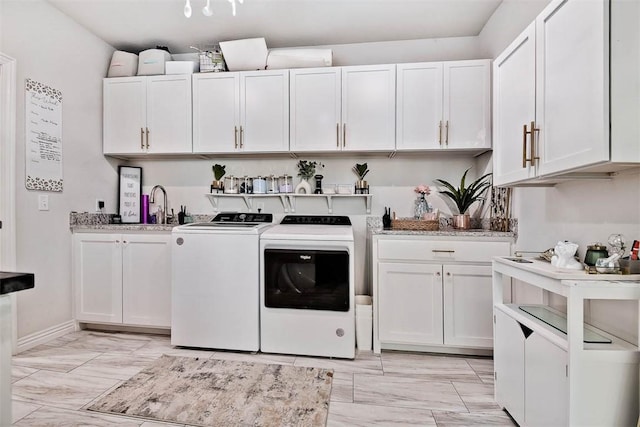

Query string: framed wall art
118 166 142 223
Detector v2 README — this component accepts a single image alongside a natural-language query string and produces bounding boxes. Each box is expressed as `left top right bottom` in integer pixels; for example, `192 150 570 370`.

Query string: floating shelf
204 193 372 214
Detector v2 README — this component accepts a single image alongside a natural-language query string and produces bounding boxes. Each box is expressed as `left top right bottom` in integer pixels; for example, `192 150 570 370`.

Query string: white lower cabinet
494 308 568 427
373 235 511 354
73 232 171 328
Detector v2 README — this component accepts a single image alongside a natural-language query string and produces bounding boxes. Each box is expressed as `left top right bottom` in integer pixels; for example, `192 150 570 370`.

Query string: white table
492 257 640 426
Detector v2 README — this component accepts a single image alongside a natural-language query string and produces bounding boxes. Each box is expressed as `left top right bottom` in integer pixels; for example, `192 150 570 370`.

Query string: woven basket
391 218 439 231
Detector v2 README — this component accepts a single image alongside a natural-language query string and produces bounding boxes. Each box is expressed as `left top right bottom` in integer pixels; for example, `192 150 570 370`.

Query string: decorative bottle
414 194 431 219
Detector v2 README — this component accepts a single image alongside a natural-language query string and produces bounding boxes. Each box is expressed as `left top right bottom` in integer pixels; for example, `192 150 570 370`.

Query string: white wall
480 0 640 343
0 0 117 337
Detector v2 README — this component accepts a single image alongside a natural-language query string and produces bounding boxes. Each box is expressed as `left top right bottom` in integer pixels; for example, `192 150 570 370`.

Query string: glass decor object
414 194 431 220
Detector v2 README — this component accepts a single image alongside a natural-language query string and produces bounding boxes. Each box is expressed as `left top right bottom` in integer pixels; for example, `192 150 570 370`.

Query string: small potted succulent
353 163 370 194
434 168 492 229
295 160 323 194
211 164 226 193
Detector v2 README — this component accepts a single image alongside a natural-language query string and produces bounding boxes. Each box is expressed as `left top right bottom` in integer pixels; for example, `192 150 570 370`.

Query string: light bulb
202 0 213 16
184 0 192 18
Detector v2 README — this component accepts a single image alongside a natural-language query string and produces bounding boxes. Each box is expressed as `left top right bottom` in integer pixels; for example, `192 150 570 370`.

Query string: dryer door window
264 249 349 311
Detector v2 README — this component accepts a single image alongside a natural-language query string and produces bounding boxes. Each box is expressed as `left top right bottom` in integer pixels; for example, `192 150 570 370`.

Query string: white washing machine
172 212 273 351
260 215 355 359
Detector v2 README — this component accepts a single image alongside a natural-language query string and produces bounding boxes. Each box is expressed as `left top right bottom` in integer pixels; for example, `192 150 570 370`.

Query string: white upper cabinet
396 62 443 150
192 73 240 153
493 23 536 186
443 60 491 150
289 68 342 152
193 70 289 154
341 64 396 151
493 0 640 186
397 60 490 151
103 75 192 155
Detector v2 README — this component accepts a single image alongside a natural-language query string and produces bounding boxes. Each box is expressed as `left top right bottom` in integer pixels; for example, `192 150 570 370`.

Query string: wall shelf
204 193 372 214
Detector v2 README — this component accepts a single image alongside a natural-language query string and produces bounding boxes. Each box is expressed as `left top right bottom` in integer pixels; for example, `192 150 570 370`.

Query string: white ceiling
46 0 503 54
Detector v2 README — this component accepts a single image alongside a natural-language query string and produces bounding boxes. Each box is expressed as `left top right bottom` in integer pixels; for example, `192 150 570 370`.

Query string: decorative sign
25 78 63 192
118 166 142 223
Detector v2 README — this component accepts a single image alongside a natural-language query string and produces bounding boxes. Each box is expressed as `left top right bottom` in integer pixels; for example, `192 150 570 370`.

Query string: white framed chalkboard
25 78 63 192
118 166 142 223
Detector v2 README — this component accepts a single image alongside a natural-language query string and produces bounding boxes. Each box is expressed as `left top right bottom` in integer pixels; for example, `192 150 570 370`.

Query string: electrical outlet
38 194 49 211
95 199 105 212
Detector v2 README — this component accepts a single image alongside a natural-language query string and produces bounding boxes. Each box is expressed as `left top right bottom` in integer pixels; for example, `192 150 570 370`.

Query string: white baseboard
15 320 77 354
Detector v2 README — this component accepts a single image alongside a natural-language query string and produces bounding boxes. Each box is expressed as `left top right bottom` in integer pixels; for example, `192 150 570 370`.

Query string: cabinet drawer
377 239 510 263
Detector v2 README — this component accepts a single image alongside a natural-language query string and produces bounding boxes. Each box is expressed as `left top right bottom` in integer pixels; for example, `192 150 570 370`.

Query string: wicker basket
391 218 439 231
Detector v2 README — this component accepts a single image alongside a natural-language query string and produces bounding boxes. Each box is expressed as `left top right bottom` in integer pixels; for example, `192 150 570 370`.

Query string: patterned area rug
88 355 333 426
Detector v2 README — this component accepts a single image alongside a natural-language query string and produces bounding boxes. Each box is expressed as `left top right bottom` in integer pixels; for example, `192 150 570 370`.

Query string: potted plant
211 164 226 193
353 163 369 193
434 168 492 229
295 160 323 194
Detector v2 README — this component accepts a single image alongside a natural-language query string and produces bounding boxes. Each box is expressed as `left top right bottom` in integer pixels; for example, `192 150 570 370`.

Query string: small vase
295 178 312 194
414 194 431 219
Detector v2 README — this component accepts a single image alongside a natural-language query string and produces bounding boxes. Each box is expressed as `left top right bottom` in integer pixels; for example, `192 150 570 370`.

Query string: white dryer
172 212 273 351
260 215 355 359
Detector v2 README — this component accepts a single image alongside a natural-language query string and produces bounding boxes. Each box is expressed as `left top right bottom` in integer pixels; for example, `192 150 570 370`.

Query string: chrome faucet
149 185 168 224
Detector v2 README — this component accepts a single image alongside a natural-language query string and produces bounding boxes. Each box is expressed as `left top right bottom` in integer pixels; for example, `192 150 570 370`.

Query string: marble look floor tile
140 422 185 427
12 365 38 383
44 330 151 354
295 351 383 375
12 400 41 423
132 338 214 359
381 352 481 382
69 353 157 380
211 350 296 366
452 381 501 412
12 345 102 373
432 410 517 426
465 357 494 376
327 401 436 426
13 405 142 426
12 370 120 410
478 373 494 385
330 375 354 403
354 374 467 412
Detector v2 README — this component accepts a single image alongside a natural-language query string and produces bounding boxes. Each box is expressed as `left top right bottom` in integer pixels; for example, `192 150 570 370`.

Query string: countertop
72 224 176 232
366 216 517 240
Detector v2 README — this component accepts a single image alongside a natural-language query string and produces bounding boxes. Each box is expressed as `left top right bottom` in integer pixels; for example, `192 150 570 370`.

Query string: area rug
87 354 333 426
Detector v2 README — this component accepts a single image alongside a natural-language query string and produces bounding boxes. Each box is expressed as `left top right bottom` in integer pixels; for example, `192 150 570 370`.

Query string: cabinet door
378 262 443 345
121 234 171 327
535 0 609 176
492 23 536 186
443 264 493 348
240 70 289 153
444 60 491 150
146 75 192 154
73 233 122 323
342 65 396 151
525 333 568 427
103 77 146 154
395 62 443 150
193 73 240 153
494 309 526 425
290 68 342 152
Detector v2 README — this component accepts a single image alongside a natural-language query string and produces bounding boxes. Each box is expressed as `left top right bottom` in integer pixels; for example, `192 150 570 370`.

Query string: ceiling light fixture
183 0 243 18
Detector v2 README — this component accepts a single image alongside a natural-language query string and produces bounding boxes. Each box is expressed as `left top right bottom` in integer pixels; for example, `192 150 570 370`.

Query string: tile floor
10 330 516 426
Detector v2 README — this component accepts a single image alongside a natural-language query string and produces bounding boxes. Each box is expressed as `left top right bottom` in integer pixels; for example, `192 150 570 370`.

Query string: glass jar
253 176 266 194
223 175 238 194
267 175 279 193
279 174 293 193
239 175 252 194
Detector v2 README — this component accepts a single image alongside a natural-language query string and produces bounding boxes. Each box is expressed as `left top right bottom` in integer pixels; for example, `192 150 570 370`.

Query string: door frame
0 52 18 351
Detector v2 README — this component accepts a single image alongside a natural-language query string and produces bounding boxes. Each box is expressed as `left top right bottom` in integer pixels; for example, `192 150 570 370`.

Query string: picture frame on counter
118 166 142 223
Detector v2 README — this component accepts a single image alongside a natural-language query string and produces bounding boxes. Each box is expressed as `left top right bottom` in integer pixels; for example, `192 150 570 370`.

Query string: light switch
38 194 49 211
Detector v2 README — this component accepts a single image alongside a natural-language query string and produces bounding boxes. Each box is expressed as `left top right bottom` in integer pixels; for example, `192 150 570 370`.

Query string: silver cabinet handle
436 272 441 276
432 249 455 253
145 127 150 149
342 123 346 147
234 126 238 149
336 123 340 147
240 126 244 148
445 120 449 146
140 128 144 150
438 121 442 146
446 272 451 276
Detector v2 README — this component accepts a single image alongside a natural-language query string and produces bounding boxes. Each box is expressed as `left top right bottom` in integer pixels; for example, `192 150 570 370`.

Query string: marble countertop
71 224 176 232
372 228 516 238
